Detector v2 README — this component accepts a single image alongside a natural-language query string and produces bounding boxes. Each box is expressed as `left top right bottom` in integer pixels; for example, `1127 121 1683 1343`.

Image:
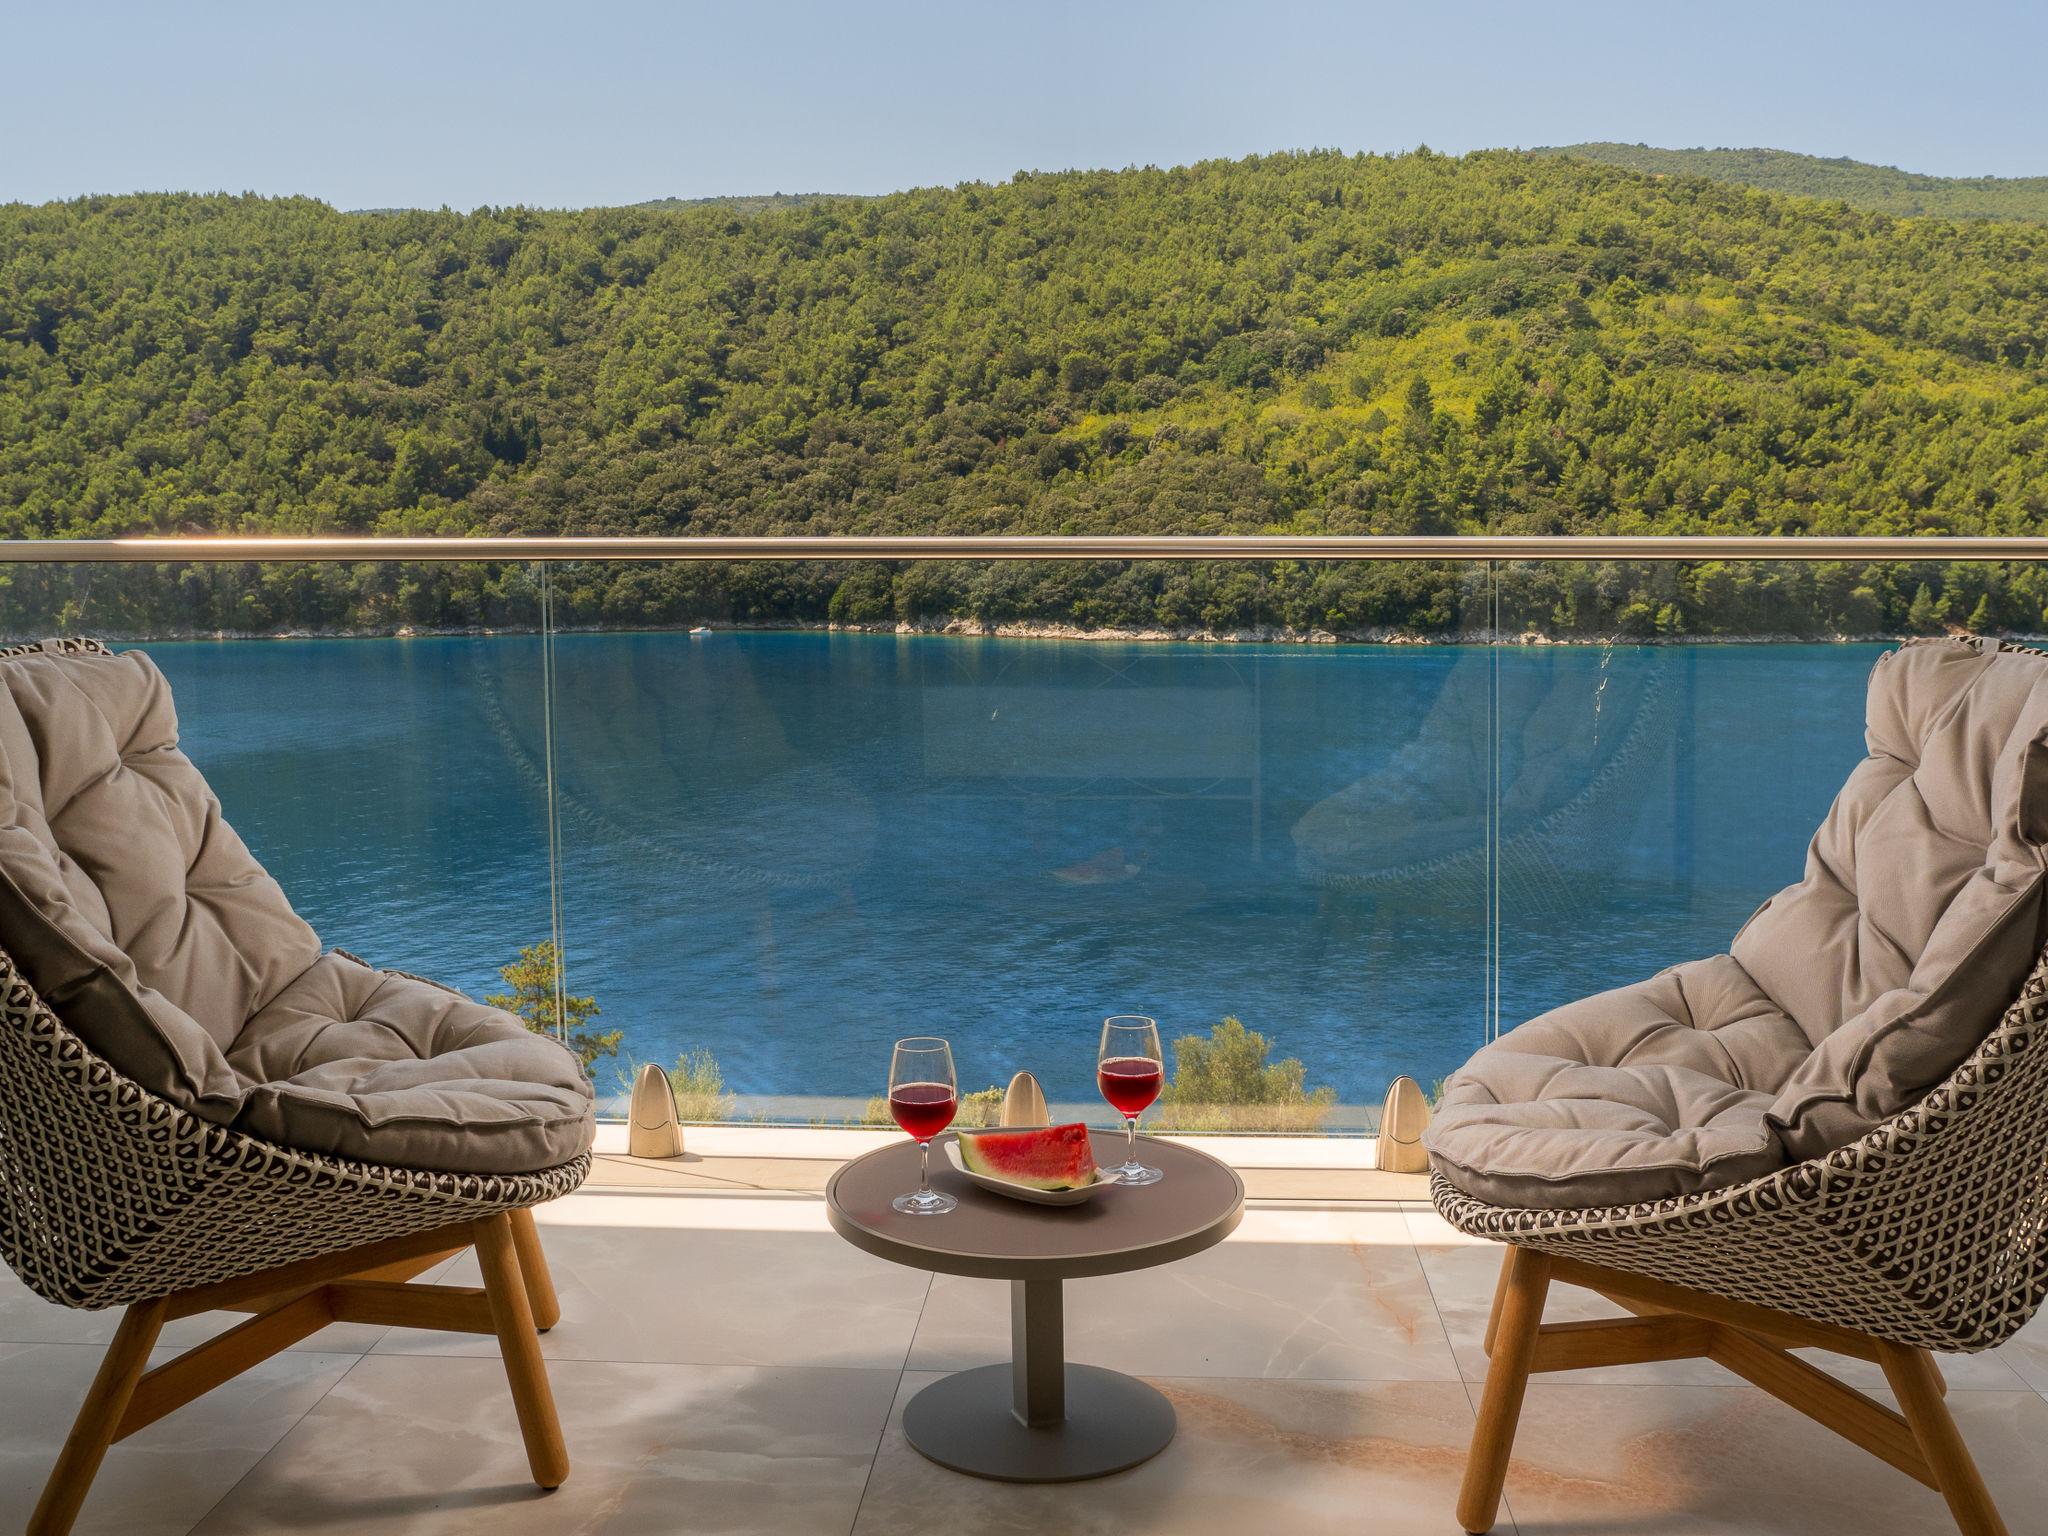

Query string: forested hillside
1536 143 2048 222
3 149 2046 637
632 192 850 216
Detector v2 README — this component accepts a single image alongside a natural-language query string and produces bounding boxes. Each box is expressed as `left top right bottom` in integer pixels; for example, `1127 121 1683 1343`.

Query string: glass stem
1126 1115 1137 1164
919 1139 932 1195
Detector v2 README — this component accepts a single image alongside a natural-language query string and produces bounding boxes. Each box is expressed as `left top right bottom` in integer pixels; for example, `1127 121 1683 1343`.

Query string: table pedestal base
901 1278 1175 1482
902 1362 1176 1482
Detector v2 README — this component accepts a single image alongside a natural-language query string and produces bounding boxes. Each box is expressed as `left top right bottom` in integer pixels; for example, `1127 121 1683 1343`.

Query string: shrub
667 1048 735 1122
1152 1016 1337 1133
860 1083 1004 1128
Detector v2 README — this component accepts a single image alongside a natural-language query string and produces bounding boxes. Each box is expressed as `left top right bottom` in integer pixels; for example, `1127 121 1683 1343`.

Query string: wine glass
888 1036 959 1215
1098 1015 1164 1185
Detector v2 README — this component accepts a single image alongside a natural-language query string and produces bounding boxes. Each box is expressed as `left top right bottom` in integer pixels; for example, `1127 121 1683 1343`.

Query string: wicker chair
1 932 591 1534
0 639 593 1536
1433 656 2048 1536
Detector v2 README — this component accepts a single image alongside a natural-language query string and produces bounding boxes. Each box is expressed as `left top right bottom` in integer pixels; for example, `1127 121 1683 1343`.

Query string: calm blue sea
138 633 1877 1111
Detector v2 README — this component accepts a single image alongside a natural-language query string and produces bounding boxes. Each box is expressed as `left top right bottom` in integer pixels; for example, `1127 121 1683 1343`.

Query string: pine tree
1906 583 1940 634
1402 374 1437 446
486 941 620 1071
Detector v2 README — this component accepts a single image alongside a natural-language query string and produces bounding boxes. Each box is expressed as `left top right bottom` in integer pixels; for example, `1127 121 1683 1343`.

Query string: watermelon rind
956 1122 1099 1191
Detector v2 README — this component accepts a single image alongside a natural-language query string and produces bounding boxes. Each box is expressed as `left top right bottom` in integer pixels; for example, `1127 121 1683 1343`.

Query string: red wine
1098 1056 1164 1117
890 1081 958 1141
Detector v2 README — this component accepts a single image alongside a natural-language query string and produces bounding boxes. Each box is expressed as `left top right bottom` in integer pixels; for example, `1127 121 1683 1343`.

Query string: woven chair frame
0 937 589 1310
1436 914 2048 1357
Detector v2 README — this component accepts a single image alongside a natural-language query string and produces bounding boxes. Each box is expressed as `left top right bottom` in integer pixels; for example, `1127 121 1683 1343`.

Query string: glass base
1110 1160 1163 1186
893 1188 959 1215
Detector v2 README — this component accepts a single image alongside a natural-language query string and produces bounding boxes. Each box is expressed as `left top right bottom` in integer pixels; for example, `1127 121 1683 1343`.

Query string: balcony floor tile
1401 1203 2034 1392
908 1206 1459 1381
0 1341 357 1536
850 1372 1489 1536
189 1355 898 1536
370 1198 931 1370
0 1264 410 1357
1496 1381 2048 1534
14 1184 2048 1534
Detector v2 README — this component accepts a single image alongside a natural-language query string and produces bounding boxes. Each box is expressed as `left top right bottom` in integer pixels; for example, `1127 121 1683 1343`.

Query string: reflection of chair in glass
1430 639 2048 1536
473 640 881 896
472 637 883 1009
0 641 595 1535
1290 649 1673 918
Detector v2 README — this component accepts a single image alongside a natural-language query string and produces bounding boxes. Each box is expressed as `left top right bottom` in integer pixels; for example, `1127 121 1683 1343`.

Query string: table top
825 1130 1245 1281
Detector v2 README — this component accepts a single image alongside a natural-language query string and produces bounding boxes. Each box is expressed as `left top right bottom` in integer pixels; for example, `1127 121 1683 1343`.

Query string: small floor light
628 1062 686 1158
1378 1075 1432 1173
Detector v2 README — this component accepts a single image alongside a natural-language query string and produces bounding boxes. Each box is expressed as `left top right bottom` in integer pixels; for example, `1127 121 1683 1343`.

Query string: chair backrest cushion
0 642 319 1116
1743 639 2048 1158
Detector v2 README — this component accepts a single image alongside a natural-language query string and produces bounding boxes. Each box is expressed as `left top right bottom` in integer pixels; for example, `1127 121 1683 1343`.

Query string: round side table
825 1130 1244 1483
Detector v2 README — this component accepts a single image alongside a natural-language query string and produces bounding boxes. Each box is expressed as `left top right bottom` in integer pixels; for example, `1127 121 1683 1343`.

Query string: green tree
1155 1016 1337 1131
1402 374 1437 444
1534 143 2048 222
5 151 2048 645
1906 583 1941 634
486 941 621 1070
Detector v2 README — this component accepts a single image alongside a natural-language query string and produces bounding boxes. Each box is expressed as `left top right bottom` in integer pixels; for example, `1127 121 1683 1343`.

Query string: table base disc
902 1363 1176 1483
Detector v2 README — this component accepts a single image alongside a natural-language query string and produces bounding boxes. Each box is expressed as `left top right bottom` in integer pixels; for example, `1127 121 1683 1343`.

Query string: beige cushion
0 642 594 1175
1748 641 2048 1156
0 642 312 1106
0 861 247 1117
1430 639 2048 1209
1428 957 1795 1207
230 951 595 1175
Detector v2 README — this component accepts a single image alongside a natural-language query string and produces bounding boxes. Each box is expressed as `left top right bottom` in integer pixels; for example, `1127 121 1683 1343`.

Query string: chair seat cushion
1429 956 1797 1207
1430 639 2048 1211
228 951 595 1175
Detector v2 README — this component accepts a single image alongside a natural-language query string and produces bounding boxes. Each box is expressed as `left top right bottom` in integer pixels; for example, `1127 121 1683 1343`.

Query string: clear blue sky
7 0 2044 208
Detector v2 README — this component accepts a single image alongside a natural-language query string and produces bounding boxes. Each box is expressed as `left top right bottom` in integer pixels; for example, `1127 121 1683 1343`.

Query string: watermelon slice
956 1122 1099 1191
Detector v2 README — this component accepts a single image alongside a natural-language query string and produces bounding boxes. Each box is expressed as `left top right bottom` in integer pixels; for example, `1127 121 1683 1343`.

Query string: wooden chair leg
1878 1343 2010 1536
1458 1247 1551 1534
476 1212 570 1489
1482 1243 1515 1357
28 1299 168 1536
508 1207 562 1332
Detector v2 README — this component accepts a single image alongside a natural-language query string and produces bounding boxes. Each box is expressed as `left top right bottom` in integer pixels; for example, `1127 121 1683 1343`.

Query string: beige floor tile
851 1372 1492 1535
908 1206 1459 1381
1405 1217 1732 1387
1987 1307 2048 1395
1791 1342 2030 1393
0 1340 358 1536
0 1256 450 1356
586 1152 842 1193
192 1355 899 1536
373 1205 931 1369
1497 1381 2048 1534
26 1181 2032 1536
1402 1208 2031 1392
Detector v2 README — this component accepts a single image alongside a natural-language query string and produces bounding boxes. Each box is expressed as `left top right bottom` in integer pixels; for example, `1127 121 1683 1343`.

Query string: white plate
944 1136 1122 1205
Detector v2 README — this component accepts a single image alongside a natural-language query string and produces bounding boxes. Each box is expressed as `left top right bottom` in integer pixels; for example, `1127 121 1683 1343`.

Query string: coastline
36 617 2000 647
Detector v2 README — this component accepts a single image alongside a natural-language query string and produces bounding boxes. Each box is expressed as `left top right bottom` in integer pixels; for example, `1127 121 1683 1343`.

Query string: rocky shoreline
63 617 2000 647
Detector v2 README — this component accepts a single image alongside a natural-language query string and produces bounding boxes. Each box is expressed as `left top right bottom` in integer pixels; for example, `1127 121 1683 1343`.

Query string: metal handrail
1 534 2045 563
